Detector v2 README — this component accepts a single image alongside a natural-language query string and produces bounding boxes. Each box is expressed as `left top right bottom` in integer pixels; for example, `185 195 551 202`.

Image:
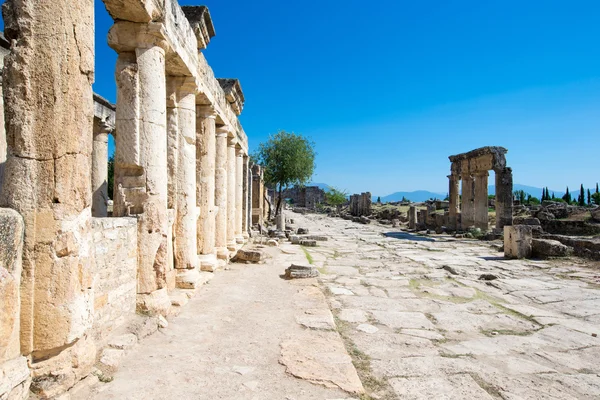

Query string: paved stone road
88 212 600 400
298 212 600 399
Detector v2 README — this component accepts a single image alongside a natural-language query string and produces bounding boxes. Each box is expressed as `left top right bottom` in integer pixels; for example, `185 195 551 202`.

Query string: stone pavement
298 213 600 399
87 212 600 400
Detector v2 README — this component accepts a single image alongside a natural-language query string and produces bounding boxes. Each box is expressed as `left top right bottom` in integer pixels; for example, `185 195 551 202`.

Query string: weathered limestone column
227 136 238 251
473 170 489 231
167 77 199 288
277 212 286 231
0 1 95 396
214 126 229 259
461 174 475 229
109 23 171 315
196 106 218 270
251 165 264 226
92 121 111 217
495 167 514 231
235 146 244 244
447 174 460 230
242 155 250 239
408 206 417 230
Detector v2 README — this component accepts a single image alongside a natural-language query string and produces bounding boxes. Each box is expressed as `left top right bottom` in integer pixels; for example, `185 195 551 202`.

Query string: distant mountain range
378 184 567 203
307 182 567 203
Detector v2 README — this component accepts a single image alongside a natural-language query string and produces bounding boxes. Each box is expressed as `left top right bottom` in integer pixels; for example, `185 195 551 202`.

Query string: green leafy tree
253 130 316 216
514 190 526 204
107 155 114 200
529 196 541 205
592 192 600 205
325 187 348 212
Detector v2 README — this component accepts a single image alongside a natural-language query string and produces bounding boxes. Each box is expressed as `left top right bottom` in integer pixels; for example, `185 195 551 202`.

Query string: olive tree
325 187 348 212
253 130 316 216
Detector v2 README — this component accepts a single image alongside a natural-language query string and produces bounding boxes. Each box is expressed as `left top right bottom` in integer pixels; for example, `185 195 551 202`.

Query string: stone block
233 249 267 263
285 264 319 279
300 240 317 247
504 225 533 259
297 228 309 234
532 239 570 258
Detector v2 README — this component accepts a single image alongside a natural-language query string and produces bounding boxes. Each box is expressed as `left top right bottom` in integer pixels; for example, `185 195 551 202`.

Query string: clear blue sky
3 0 600 196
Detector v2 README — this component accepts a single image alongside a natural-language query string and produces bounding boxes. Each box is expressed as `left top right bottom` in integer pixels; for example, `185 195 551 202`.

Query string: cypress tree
596 183 599 194
542 188 546 201
579 184 585 206
588 189 592 205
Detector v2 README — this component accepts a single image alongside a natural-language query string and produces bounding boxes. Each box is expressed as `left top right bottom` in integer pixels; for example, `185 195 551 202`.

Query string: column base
235 235 244 244
227 240 237 252
136 288 171 317
176 269 201 289
198 253 218 272
216 246 230 260
243 232 250 240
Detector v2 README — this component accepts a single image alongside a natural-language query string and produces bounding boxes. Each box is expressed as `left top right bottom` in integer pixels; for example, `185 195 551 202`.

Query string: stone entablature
448 146 513 232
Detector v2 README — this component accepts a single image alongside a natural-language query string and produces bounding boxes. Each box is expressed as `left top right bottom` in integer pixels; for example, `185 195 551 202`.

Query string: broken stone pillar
408 206 417 230
251 164 264 226
109 23 171 315
461 174 475 229
242 155 250 239
227 136 237 251
447 174 459 230
504 225 532 259
473 170 489 231
277 212 286 231
196 106 218 270
235 146 244 244
214 126 229 259
92 120 111 217
0 1 96 395
495 167 513 231
167 77 199 288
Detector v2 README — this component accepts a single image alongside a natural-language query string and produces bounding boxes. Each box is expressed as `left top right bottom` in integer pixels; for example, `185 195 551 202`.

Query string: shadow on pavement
383 231 436 242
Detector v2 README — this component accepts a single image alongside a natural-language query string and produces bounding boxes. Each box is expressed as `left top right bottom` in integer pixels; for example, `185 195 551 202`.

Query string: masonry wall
91 218 138 343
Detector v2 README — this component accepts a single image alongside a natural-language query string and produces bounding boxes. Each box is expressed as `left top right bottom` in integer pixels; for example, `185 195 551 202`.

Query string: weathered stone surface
285 264 319 279
532 238 570 258
0 356 30 400
389 375 493 399
300 239 317 247
280 331 364 394
504 225 533 259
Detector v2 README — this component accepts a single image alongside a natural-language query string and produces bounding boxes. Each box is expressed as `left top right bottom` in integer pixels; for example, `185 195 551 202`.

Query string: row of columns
108 24 251 314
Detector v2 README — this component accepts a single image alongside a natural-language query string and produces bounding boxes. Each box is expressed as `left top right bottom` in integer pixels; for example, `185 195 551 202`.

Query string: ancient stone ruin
349 192 372 217
279 185 326 210
0 1 259 398
448 146 513 232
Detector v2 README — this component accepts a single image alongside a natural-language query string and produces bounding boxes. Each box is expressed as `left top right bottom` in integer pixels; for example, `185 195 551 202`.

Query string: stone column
92 121 111 217
214 126 229 259
227 136 238 251
461 174 475 229
251 165 264 226
408 206 417 230
0 1 95 396
235 146 244 244
473 170 489 231
109 24 171 315
277 212 286 231
242 155 250 239
495 167 514 231
447 174 460 230
196 106 218 270
167 77 199 289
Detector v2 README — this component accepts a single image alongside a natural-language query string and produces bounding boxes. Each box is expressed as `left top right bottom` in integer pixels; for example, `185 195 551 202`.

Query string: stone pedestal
227 137 237 251
473 171 489 231
167 77 199 287
214 126 229 259
495 167 514 231
235 147 244 243
196 106 217 270
447 174 459 230
504 225 532 259
461 175 475 229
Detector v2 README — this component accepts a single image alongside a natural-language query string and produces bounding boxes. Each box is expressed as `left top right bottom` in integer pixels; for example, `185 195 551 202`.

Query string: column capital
167 76 198 106
108 21 169 53
228 136 238 147
216 125 231 137
236 146 245 157
473 170 490 177
197 104 217 119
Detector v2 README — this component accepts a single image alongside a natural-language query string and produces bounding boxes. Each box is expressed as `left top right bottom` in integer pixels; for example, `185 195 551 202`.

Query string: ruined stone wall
91 218 138 343
349 192 372 217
